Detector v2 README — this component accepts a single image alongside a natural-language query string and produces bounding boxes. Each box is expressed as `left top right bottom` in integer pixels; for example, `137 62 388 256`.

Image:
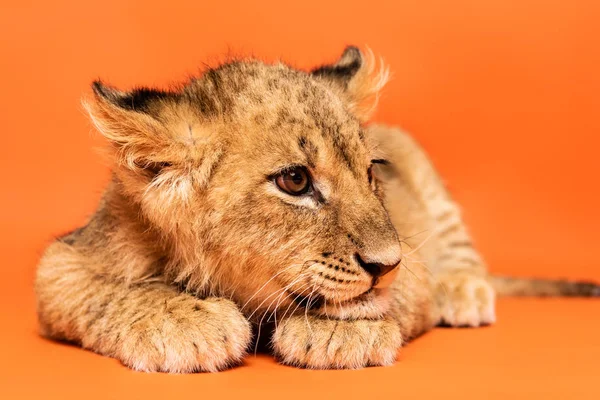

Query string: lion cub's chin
313 288 391 320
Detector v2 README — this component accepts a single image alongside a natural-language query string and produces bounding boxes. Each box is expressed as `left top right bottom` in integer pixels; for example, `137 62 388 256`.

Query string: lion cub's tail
490 275 600 297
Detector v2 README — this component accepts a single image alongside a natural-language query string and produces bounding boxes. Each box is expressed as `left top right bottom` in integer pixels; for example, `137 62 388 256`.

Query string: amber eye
275 167 311 195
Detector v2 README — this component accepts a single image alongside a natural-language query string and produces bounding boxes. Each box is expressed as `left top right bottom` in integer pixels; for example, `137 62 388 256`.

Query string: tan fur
35 47 599 373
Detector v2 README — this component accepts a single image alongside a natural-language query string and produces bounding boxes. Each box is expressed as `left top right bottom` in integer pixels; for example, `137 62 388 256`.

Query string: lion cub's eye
275 167 311 196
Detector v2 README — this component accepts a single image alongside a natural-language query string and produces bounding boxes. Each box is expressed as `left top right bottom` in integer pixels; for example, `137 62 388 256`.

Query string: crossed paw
107 295 402 372
109 273 493 373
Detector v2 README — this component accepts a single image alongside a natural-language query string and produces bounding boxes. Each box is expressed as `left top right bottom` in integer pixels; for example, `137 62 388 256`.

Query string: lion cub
35 47 599 372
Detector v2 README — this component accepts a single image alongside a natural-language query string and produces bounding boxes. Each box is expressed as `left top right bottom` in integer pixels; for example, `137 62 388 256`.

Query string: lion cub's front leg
272 315 402 369
111 294 252 372
36 243 252 373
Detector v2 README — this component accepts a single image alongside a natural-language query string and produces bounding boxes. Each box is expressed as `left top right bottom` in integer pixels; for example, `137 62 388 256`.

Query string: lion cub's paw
436 273 496 327
114 297 251 373
272 315 402 369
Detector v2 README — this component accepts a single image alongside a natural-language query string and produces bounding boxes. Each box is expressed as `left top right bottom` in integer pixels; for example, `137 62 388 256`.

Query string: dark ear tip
91 80 104 93
342 46 361 58
311 46 364 84
91 80 121 101
339 46 363 67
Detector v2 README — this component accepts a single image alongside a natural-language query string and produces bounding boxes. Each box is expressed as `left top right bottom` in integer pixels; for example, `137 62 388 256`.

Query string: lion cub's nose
354 252 400 280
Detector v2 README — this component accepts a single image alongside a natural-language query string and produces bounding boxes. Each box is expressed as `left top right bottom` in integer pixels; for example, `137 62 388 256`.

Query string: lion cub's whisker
277 282 315 324
246 271 310 321
241 264 301 311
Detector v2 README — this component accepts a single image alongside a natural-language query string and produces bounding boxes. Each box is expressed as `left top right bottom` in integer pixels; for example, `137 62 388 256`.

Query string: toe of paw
440 302 496 327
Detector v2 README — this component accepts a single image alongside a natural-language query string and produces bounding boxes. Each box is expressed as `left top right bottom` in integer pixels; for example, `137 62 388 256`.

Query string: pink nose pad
373 263 400 289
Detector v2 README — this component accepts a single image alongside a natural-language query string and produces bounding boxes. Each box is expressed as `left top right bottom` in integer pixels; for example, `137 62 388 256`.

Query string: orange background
1 1 599 398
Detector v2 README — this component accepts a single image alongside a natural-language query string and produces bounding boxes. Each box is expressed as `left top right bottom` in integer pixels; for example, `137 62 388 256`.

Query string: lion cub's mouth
293 288 391 320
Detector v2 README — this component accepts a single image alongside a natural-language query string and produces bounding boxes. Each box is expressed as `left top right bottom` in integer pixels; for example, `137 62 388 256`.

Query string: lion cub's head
86 47 401 321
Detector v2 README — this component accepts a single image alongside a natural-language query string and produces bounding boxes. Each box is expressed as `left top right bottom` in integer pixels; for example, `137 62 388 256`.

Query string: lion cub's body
35 48 496 372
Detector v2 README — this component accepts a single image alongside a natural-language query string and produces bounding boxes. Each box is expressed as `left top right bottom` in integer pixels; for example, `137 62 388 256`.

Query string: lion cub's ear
312 46 389 122
84 81 179 171
84 81 220 186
